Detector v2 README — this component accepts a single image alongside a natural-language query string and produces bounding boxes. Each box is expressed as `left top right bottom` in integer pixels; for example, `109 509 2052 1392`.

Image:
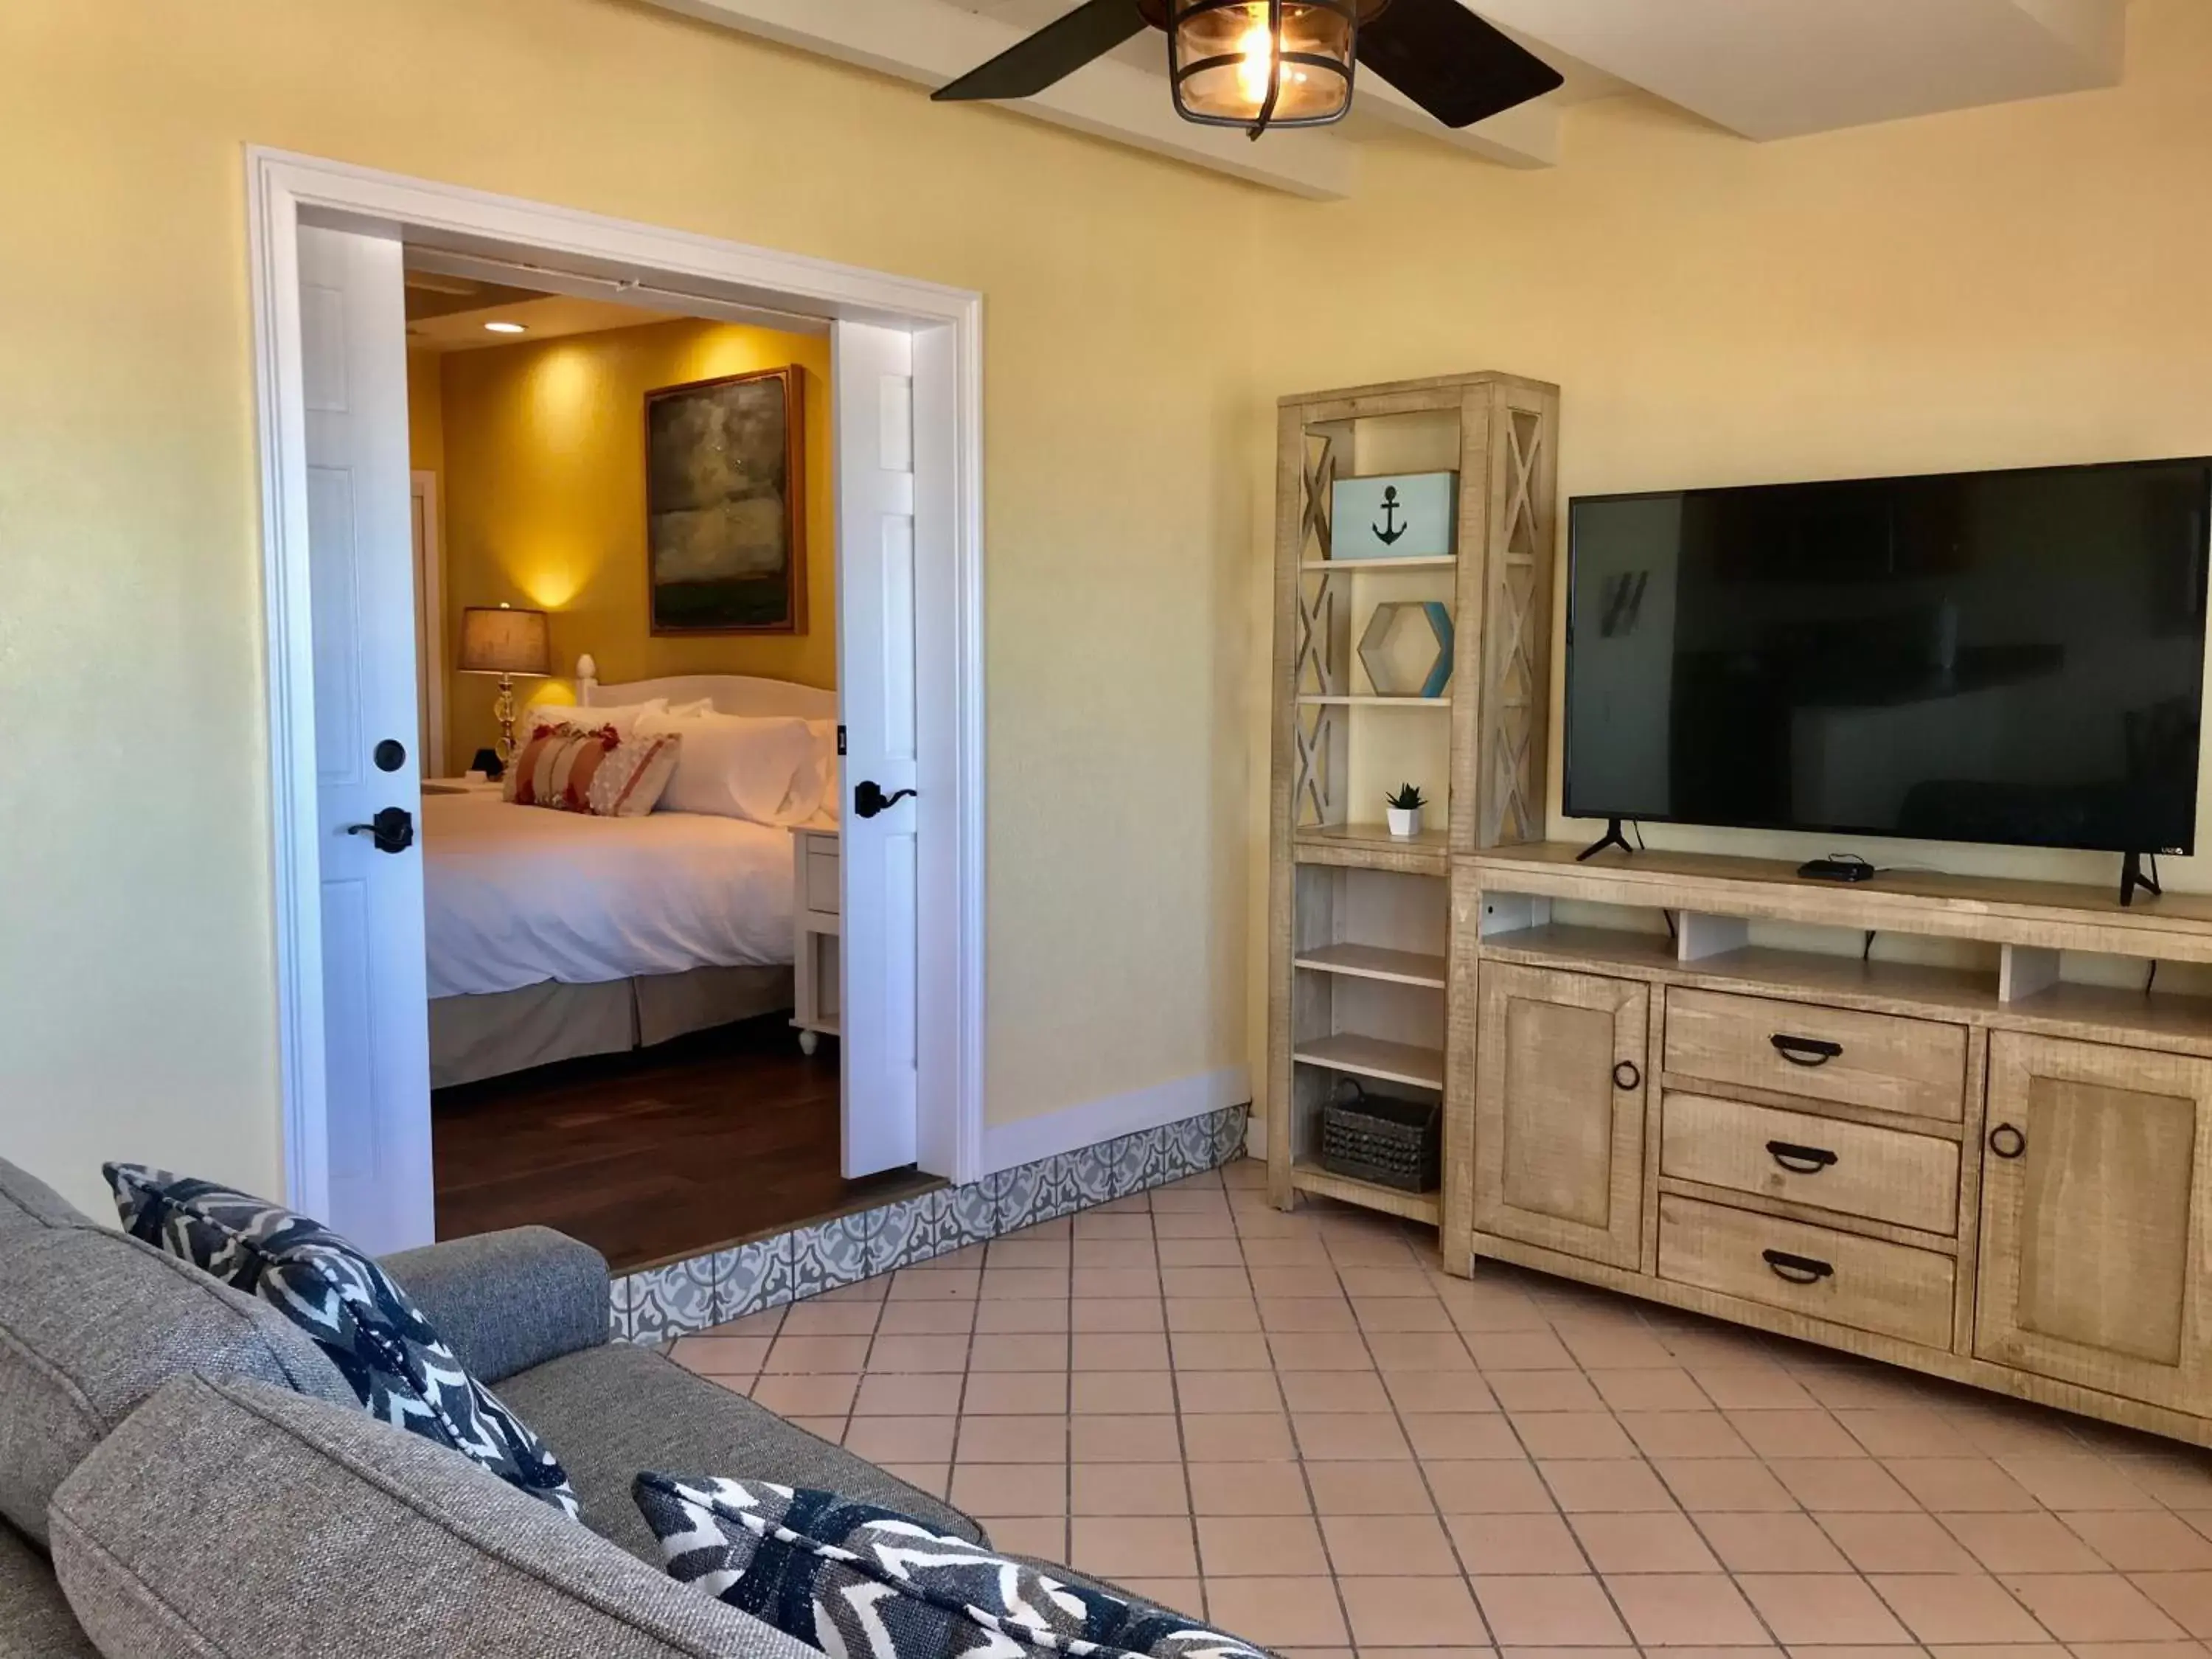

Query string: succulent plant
1387 782 1427 811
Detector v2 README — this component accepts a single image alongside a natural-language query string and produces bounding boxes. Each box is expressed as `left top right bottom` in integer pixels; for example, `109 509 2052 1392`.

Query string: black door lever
853 781 917 820
346 806 415 854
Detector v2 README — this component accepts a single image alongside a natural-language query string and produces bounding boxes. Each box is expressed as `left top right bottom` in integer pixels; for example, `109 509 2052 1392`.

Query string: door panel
1475 962 1648 1267
835 321 921 1178
302 226 433 1254
1977 1032 2211 1411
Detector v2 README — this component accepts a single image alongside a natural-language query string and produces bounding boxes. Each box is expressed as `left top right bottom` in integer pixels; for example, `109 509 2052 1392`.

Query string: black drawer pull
1770 1033 1843 1067
1762 1248 1834 1285
1613 1060 1641 1092
1766 1140 1839 1175
1988 1122 2026 1160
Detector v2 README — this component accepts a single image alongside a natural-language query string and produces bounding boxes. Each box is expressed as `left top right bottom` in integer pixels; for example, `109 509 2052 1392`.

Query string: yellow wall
420 319 834 765
6 0 2212 1219
0 0 1265 1216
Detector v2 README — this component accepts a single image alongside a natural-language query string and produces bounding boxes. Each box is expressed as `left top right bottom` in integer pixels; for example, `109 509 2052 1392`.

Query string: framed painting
644 365 807 634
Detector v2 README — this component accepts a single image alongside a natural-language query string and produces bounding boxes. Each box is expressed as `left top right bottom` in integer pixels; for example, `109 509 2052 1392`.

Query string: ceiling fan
934 0 1563 139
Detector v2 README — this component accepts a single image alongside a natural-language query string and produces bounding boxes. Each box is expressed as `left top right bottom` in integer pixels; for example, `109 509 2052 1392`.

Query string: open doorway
249 151 983 1268
396 270 934 1268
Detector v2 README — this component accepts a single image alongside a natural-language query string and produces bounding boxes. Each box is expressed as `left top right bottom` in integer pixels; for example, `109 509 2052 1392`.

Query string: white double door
297 227 923 1250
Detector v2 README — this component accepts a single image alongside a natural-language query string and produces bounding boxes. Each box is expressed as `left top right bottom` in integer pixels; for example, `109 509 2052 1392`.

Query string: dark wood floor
431 1015 936 1273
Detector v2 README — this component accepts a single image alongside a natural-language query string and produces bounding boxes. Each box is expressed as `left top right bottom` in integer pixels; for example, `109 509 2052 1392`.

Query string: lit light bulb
1234 18 1273 105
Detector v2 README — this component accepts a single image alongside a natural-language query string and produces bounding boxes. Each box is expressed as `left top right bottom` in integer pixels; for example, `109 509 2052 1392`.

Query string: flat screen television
1563 457 2212 857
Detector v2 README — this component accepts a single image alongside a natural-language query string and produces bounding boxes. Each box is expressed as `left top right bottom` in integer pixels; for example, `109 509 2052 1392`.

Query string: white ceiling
647 0 2132 198
947 0 2126 141
405 292 683 353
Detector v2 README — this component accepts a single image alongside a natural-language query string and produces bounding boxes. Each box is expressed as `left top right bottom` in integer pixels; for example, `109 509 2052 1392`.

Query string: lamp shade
457 605 552 677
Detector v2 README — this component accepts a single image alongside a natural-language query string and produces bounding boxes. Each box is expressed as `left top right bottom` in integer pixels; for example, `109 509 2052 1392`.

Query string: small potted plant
1385 782 1427 839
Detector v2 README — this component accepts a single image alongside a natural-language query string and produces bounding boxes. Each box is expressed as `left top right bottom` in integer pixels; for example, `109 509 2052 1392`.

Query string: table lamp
457 604 552 760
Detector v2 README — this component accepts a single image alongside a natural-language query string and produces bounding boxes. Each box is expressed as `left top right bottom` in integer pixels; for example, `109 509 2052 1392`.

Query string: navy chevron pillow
104 1164 579 1520
633 1473 1266 1658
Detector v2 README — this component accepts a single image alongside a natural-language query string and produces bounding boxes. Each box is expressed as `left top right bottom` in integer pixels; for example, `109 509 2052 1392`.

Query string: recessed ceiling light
483 320 527 335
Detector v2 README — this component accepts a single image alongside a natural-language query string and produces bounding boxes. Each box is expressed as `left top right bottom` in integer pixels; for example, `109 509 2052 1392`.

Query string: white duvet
422 793 801 999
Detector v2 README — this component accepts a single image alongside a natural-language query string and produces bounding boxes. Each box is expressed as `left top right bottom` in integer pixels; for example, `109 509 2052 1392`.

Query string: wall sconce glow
483 320 528 335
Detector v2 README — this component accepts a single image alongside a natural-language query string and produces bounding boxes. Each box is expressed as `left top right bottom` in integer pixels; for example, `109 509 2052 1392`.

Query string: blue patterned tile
629 1253 716 1346
1069 1140 1119 1206
993 1161 1045 1233
713 1235 792 1324
1169 1112 1216 1180
1113 1127 1166 1196
609 1275 638 1343
790 1212 871 1298
947 1179 998 1246
1028 1152 1085 1224
1211 1105 1251 1166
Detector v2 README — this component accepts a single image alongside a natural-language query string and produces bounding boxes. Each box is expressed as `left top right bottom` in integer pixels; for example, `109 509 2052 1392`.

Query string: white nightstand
791 827 840 1055
422 776 504 797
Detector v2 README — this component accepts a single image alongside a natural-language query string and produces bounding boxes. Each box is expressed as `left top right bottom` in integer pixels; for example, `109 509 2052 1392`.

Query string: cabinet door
1977 1032 2212 1413
1475 962 1649 1268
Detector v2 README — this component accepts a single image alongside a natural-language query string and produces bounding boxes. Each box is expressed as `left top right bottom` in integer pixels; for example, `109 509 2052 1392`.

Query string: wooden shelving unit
1265 371 1561 1221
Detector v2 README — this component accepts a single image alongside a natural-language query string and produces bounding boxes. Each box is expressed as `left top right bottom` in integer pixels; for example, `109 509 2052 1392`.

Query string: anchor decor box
1330 470 1458 560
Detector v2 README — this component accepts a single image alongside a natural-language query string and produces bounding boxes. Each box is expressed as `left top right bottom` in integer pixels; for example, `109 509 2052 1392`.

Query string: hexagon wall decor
1357 599 1455 698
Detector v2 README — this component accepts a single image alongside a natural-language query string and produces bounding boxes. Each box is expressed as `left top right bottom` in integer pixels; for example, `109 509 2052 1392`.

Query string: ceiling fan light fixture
1168 0 1358 137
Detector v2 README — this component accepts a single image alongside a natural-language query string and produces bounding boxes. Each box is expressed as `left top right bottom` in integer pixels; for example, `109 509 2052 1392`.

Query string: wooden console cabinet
1453 846 2212 1448
1261 370 2212 1447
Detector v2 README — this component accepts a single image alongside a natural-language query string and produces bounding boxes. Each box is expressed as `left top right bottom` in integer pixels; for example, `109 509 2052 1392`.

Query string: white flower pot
1385 805 1422 838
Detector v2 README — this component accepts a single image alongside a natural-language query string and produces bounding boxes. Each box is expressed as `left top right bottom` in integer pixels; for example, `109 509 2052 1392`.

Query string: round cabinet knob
1613 1060 1641 1092
1988 1123 2027 1160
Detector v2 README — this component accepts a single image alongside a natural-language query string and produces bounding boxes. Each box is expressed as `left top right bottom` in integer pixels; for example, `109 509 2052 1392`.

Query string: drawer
1661 1093 1961 1235
1658 1193 1955 1350
802 838 841 915
1664 988 1966 1122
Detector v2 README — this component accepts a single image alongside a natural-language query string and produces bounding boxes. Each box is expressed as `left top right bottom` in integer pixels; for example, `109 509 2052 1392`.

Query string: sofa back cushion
49 1375 817 1659
0 1158 94 1236
0 1161 351 1545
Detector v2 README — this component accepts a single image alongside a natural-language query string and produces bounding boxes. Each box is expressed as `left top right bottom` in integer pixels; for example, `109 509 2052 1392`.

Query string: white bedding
422 793 801 999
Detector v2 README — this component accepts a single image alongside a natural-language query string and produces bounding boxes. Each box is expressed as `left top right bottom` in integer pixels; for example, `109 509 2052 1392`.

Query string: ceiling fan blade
1358 0 1564 128
933 0 1151 102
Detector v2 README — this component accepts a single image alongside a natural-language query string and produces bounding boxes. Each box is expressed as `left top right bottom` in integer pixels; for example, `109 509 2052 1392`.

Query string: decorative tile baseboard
611 1104 1249 1345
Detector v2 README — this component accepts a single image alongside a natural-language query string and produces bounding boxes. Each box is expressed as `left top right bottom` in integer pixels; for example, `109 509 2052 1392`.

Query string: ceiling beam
642 0 1359 200
1470 0 2125 142
1358 82 1559 169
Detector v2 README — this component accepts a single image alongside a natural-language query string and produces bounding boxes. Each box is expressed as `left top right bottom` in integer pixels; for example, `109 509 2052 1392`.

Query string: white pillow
518 697 666 741
639 709 818 825
786 718 841 824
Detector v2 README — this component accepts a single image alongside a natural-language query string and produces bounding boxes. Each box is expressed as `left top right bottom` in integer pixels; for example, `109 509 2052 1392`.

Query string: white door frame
245 147 988 1217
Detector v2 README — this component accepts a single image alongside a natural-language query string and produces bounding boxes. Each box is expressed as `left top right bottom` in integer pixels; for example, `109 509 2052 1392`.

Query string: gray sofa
0 1158 986 1658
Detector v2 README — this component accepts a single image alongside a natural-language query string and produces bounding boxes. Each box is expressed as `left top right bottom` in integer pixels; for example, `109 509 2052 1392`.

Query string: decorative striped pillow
505 721 682 818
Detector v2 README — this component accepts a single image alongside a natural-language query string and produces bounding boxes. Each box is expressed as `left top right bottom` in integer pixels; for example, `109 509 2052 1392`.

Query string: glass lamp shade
1169 0 1358 132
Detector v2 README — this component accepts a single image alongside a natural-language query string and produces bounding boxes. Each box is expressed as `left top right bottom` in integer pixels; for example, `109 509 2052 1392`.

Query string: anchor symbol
1372 486 1408 546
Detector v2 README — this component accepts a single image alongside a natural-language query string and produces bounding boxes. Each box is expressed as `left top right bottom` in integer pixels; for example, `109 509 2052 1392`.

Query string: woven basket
1319 1081 1441 1194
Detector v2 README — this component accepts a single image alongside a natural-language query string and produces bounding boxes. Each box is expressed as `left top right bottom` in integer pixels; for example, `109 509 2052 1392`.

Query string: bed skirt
429 964 795 1089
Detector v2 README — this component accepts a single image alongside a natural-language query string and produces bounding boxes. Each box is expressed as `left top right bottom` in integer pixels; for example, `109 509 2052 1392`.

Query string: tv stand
1576 817 1635 862
2121 850 2163 908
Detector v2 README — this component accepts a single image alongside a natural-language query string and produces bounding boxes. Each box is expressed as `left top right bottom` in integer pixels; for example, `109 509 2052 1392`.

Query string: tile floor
668 1158 2212 1658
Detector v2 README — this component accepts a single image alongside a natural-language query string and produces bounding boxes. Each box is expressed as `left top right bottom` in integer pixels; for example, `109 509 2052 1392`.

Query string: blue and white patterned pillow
633 1474 1265 1658
103 1164 580 1520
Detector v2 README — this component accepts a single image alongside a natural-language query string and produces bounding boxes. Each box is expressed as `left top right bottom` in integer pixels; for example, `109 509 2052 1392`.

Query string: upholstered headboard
555 653 837 721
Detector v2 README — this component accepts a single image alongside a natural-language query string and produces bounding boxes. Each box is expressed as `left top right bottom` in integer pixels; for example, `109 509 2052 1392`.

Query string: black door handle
853 780 917 820
346 806 414 855
1762 1248 1834 1285
1989 1123 2027 1159
1766 1140 1839 1175
1770 1033 1843 1067
1613 1060 1641 1092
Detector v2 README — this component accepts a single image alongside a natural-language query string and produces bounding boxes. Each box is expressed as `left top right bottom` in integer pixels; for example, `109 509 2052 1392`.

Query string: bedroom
402 271 916 1270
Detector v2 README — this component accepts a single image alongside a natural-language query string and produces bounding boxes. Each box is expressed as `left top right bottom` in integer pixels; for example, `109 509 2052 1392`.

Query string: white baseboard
981 1065 1251 1176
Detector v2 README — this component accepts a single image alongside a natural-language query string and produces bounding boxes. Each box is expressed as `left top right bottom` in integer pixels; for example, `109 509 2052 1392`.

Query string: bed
425 664 837 1088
